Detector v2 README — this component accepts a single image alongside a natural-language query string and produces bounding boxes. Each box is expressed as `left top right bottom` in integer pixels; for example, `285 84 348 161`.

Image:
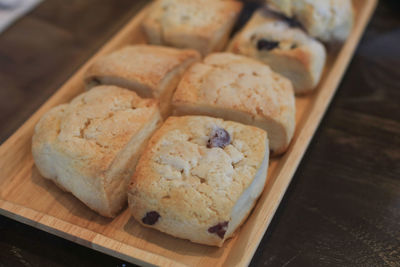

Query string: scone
142 0 243 56
172 53 295 155
84 45 201 117
265 0 354 42
32 86 162 217
229 9 326 94
128 116 269 247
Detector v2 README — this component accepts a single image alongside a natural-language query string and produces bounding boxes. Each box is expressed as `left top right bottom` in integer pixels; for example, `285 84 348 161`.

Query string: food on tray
32 86 162 217
142 0 243 56
128 116 269 246
84 45 201 117
229 9 326 94
265 0 354 42
172 52 295 155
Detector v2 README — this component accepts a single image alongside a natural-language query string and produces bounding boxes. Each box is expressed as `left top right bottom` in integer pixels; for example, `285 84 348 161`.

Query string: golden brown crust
142 0 243 56
84 45 201 97
128 116 268 246
32 86 162 217
228 9 326 94
84 45 201 117
265 0 354 42
172 52 295 155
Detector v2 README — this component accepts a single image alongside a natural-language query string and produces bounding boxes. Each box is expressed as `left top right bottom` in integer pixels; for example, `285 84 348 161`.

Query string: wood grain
0 0 379 266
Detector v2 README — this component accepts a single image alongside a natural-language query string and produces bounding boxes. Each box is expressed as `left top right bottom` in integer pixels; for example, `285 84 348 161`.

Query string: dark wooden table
0 1 399 266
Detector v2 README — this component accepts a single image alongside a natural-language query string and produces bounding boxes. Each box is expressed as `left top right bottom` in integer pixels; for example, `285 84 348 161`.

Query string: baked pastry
32 86 162 217
265 0 354 42
229 9 326 94
142 0 243 56
172 53 295 155
84 45 201 117
128 116 269 246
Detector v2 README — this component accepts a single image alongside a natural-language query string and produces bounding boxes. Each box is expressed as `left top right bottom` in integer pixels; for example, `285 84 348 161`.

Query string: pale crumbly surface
84 45 200 117
265 0 354 42
128 116 268 246
32 86 162 217
84 45 200 98
172 52 295 155
229 9 327 93
142 0 243 55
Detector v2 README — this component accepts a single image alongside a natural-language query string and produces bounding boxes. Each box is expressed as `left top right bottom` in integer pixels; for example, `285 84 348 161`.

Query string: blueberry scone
142 0 243 56
172 53 295 155
84 45 200 117
128 116 269 246
265 0 354 42
32 86 162 217
229 9 326 94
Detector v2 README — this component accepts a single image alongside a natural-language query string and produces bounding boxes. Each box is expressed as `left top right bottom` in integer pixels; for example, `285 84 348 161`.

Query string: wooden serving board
0 1 378 266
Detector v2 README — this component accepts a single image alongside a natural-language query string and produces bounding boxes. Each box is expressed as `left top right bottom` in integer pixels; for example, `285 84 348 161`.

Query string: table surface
0 0 399 266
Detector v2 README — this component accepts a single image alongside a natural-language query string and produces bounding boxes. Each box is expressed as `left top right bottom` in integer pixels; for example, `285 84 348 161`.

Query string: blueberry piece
142 211 160 225
207 128 231 149
208 221 229 239
257 39 280 51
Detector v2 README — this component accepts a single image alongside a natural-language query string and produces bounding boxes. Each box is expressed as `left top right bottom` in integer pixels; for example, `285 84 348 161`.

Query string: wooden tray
0 1 377 266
